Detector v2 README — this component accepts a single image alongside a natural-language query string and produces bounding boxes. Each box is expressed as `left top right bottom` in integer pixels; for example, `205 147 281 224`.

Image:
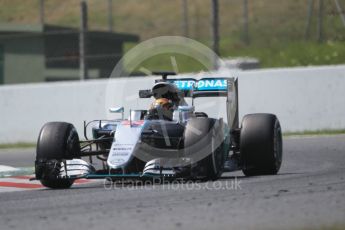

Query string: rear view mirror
109 107 124 119
139 89 153 98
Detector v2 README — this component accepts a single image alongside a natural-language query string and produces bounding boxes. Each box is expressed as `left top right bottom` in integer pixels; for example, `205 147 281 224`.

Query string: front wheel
240 113 283 176
35 122 80 189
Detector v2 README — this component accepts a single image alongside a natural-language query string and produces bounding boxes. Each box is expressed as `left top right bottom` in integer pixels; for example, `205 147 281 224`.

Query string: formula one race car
34 72 283 189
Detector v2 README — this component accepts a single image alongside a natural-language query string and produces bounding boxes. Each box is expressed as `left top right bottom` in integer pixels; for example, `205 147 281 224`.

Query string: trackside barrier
1 65 345 143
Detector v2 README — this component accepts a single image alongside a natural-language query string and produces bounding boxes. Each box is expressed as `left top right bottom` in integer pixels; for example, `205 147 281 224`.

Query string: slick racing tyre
184 118 226 180
35 122 80 189
240 113 283 176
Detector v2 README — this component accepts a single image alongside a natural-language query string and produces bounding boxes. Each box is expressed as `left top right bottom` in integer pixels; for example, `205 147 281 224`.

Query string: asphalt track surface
0 135 345 230
0 148 35 167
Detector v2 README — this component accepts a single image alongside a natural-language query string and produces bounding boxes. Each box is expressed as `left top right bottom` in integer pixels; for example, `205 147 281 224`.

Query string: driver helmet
146 98 174 120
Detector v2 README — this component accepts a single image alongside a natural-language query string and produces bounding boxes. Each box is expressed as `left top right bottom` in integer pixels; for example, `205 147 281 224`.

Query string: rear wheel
35 122 80 189
240 114 283 176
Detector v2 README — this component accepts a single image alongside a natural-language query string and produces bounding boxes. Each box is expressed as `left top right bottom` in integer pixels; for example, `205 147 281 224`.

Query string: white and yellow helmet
147 98 174 120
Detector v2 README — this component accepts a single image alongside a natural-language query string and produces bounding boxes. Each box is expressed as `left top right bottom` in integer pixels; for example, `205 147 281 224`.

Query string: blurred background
0 0 345 84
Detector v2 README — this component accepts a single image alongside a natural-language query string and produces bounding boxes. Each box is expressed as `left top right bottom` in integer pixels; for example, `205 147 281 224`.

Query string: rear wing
173 77 239 129
187 77 239 129
159 78 231 98
139 77 231 98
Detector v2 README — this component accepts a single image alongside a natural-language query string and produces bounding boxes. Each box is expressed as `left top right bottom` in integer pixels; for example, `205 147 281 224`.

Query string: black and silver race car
34 72 283 189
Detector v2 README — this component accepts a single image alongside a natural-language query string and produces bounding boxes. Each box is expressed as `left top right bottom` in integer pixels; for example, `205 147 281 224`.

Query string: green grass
123 39 345 73
0 142 36 149
1 0 345 72
297 224 345 230
284 129 345 137
123 53 212 74
220 39 345 68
